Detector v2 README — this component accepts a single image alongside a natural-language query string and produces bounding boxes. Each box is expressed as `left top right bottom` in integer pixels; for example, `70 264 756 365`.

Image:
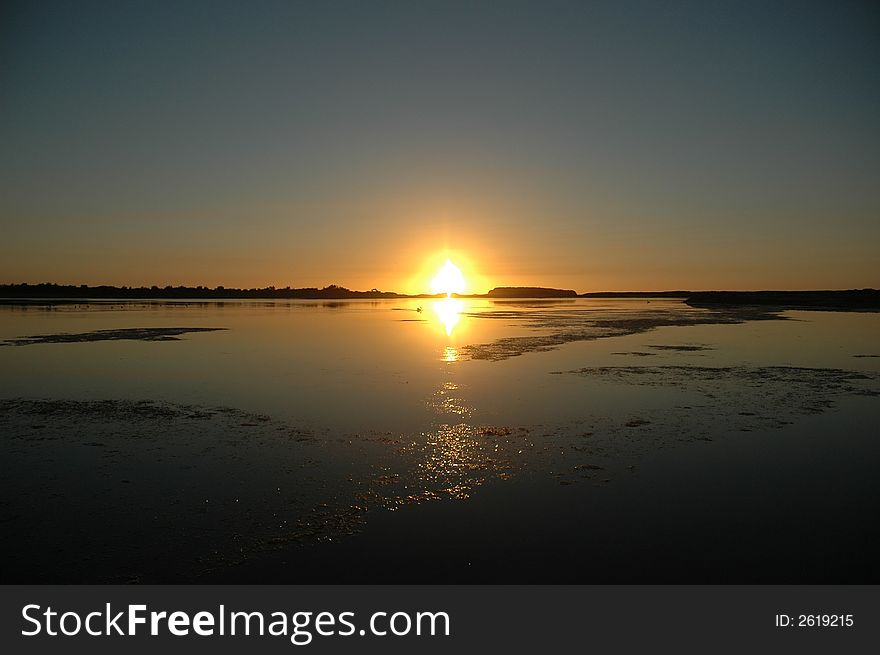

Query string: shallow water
1 298 878 582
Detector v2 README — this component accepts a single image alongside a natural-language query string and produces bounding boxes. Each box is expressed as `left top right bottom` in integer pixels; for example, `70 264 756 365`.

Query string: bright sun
430 259 466 296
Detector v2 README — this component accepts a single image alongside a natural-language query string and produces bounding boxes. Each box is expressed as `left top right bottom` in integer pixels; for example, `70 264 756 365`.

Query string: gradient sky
1 0 878 293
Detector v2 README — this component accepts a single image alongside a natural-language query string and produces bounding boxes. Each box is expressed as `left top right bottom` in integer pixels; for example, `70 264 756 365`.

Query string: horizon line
1 282 878 297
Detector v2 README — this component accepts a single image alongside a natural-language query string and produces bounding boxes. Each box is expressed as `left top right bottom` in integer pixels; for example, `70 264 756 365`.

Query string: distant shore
1 283 878 310
684 289 880 311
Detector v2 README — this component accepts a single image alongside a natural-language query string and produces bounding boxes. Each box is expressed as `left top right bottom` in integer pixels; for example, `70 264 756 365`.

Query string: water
1 298 878 582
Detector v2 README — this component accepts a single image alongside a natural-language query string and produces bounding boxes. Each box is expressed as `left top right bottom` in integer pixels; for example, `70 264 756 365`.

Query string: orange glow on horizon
406 250 489 296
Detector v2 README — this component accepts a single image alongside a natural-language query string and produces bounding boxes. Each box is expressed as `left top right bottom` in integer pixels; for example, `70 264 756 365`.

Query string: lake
1 298 878 583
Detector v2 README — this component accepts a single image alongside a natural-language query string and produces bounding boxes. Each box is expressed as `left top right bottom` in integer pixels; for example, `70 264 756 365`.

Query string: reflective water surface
1 298 878 582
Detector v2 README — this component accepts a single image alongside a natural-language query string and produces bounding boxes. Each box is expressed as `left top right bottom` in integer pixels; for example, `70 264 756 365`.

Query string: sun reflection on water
428 380 471 417
374 297 519 504
432 297 463 336
442 346 458 362
420 423 488 499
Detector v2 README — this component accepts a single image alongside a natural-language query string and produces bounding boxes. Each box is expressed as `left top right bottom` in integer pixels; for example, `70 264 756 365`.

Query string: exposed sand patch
2 327 227 346
647 344 713 352
459 306 779 361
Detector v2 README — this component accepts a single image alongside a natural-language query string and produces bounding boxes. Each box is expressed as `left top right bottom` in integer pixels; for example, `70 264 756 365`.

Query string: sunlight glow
430 259 466 297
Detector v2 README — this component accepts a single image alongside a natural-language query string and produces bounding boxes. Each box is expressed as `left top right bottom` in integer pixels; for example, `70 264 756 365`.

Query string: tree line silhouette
0 283 404 300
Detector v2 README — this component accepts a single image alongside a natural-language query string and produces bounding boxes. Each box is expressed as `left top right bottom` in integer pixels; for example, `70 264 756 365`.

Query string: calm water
1 298 878 582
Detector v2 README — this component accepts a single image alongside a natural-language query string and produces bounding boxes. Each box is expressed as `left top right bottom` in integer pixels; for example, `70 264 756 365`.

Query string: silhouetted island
486 287 578 298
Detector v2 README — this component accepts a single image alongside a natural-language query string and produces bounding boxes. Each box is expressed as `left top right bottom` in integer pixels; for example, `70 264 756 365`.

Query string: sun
430 259 466 297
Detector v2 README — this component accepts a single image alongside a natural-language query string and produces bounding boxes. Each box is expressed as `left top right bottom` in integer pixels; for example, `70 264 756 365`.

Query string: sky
1 0 878 293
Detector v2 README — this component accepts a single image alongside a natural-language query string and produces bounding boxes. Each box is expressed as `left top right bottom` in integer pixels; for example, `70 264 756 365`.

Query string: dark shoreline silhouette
684 289 880 311
0 283 406 301
0 283 878 309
